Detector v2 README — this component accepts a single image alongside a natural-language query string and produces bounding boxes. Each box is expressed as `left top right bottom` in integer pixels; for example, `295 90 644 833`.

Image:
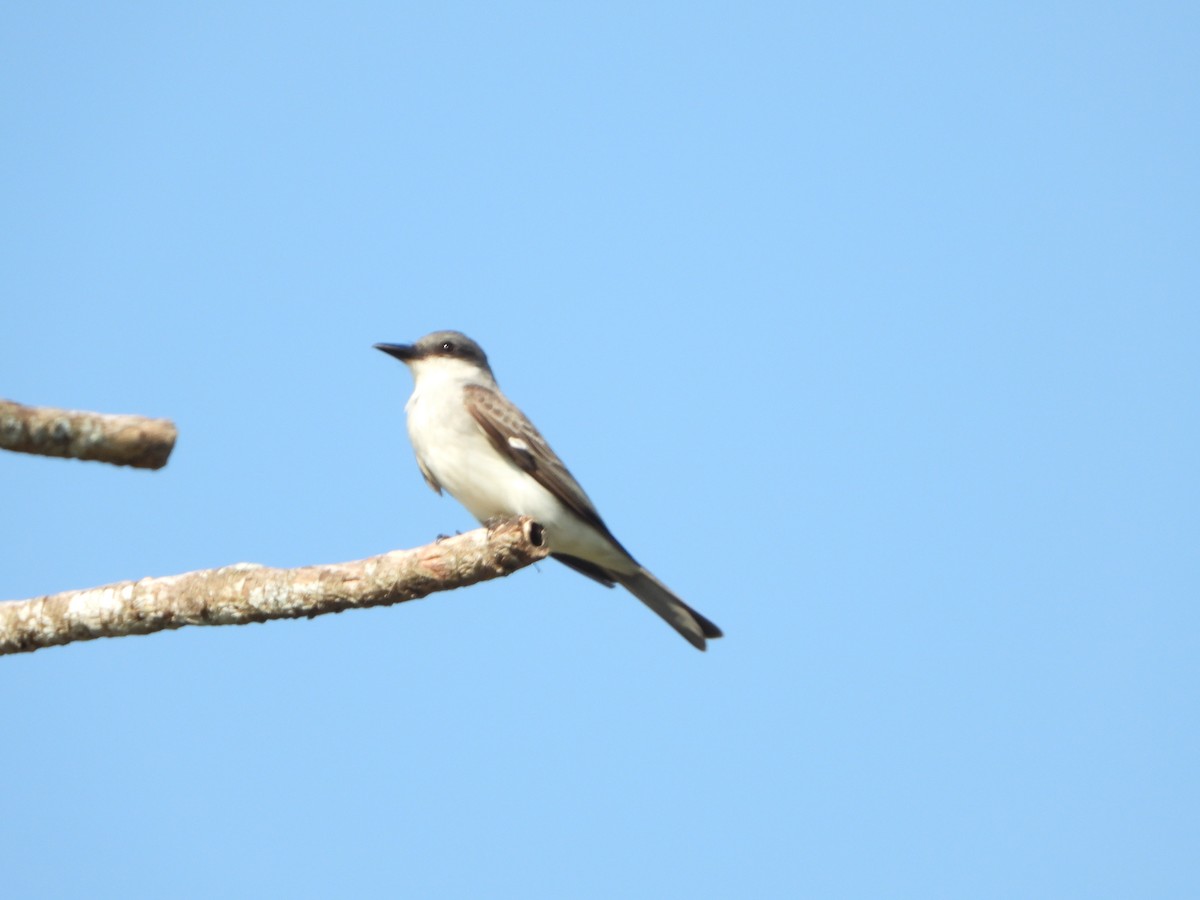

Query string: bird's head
374 330 495 385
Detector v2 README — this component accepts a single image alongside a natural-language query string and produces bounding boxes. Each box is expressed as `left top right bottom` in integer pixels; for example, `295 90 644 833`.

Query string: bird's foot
483 515 510 537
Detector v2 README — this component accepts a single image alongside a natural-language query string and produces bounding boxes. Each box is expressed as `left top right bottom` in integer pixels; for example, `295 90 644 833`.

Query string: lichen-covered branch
0 399 177 469
0 518 548 656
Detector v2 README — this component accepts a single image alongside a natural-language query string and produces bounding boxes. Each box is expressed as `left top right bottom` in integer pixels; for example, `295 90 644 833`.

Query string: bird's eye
441 341 455 353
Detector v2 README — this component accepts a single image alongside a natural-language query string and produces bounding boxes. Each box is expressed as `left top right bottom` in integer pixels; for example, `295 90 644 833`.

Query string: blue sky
2 3 1197 897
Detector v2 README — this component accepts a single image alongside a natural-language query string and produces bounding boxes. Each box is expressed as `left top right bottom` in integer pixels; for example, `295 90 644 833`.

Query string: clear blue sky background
3 3 1197 897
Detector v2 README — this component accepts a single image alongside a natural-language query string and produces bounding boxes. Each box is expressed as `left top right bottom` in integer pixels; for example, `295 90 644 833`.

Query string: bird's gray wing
467 384 722 650
463 383 628 555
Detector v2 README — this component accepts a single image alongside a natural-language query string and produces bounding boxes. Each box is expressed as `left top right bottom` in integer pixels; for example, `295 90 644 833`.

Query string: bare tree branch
0 399 177 469
0 518 548 656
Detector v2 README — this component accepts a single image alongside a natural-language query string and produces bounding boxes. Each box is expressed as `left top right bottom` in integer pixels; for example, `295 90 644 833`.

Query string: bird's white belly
405 387 632 571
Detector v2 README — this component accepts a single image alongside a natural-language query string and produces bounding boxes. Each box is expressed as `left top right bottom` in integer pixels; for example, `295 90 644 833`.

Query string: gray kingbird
374 330 722 651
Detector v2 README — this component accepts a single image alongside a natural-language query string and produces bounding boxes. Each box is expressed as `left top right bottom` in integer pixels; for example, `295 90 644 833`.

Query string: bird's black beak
374 342 417 363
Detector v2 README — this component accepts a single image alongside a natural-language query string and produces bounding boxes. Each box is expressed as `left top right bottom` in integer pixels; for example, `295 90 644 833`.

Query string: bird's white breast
404 372 553 524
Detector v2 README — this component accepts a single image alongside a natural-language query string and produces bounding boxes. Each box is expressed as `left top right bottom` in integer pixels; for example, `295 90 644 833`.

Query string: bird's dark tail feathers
615 568 723 651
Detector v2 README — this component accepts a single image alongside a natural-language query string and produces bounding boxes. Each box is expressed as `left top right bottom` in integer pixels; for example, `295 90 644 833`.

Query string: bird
374 330 722 651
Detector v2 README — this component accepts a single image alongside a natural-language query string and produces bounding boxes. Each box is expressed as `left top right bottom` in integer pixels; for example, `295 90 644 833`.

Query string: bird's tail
615 568 723 651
